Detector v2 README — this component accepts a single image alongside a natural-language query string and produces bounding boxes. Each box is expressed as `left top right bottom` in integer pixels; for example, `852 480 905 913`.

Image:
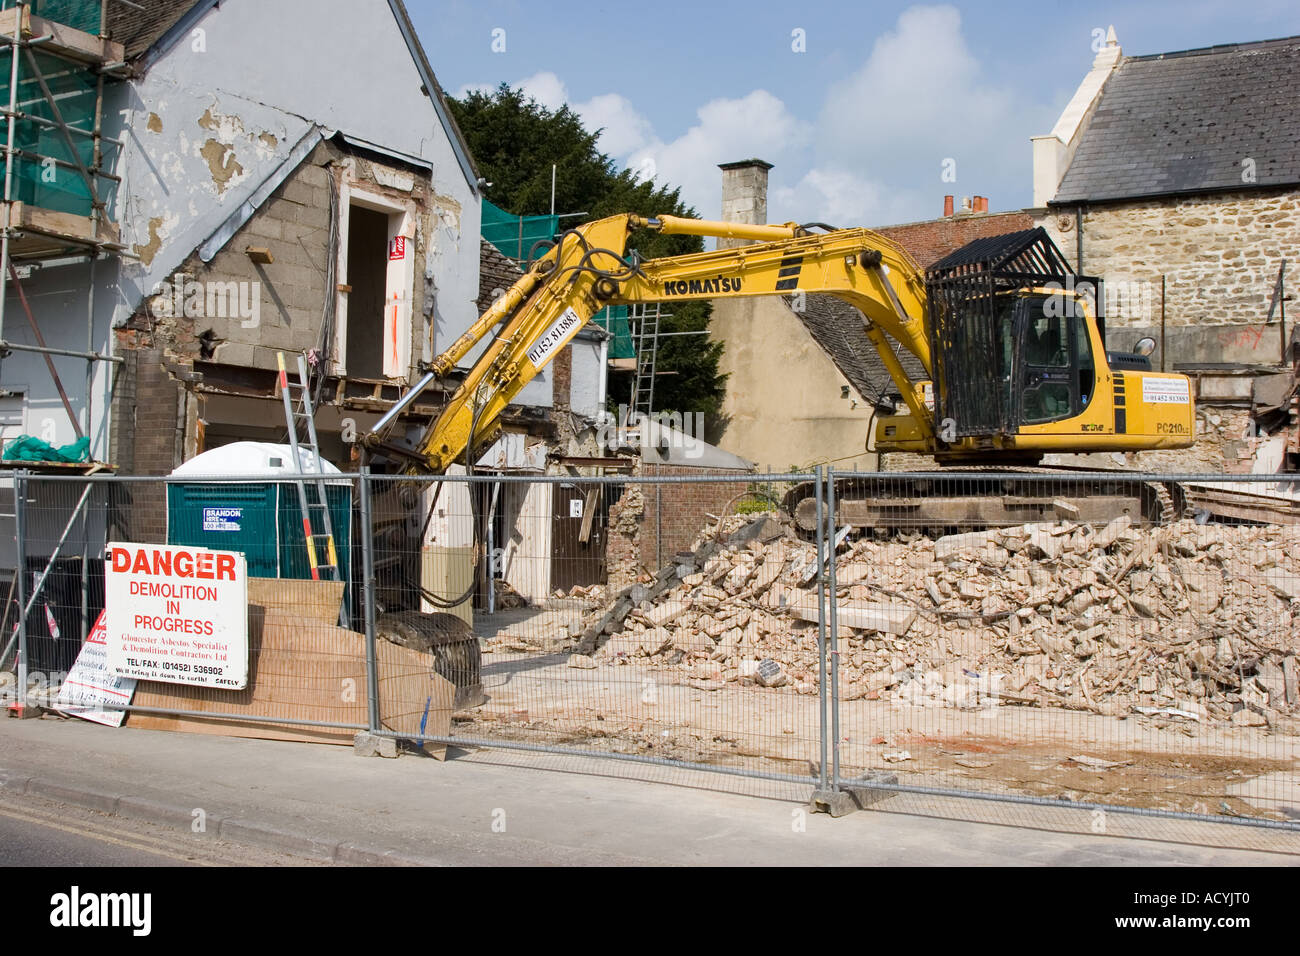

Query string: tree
448 84 726 419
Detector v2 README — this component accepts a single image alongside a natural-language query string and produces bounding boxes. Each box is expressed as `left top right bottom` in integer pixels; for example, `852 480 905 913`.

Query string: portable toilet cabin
166 442 352 586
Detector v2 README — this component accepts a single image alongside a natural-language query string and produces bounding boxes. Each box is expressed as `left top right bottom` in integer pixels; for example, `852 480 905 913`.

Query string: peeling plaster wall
110 80 313 322
0 0 485 474
111 0 480 351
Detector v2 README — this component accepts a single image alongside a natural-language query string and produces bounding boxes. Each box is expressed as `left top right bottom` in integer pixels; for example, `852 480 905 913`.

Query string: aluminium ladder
629 304 662 417
276 352 339 581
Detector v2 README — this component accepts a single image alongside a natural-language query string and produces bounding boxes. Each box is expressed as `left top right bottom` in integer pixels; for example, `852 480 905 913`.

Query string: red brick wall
109 346 179 543
634 465 752 571
875 211 1034 268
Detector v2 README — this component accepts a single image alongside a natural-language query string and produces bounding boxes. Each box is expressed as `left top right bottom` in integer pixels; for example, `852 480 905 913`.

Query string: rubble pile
551 512 1300 726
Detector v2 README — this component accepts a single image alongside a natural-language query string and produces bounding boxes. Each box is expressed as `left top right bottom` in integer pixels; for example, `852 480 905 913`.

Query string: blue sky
407 0 1300 226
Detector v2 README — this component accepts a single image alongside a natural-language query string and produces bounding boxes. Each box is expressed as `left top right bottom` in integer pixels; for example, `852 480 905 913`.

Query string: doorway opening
344 205 390 379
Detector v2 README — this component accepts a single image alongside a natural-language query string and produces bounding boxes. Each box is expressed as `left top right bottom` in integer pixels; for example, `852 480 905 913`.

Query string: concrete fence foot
353 732 398 758
809 789 859 817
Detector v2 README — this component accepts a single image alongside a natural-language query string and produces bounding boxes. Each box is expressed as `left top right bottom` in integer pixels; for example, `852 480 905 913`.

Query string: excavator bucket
376 610 485 711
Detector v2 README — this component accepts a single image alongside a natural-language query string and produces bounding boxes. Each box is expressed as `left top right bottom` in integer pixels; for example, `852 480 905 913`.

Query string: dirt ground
458 647 1300 822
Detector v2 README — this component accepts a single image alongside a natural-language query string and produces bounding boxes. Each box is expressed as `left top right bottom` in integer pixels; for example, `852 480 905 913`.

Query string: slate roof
793 295 927 411
478 239 523 315
1053 36 1300 204
106 0 201 61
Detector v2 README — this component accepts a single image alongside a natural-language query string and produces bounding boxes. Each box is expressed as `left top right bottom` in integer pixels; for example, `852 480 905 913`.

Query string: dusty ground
458 647 1300 822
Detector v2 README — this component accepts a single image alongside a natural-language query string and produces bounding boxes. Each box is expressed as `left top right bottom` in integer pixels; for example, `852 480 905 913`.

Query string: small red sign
389 236 406 260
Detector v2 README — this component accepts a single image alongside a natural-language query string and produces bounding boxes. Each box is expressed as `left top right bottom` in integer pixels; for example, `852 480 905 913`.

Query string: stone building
1030 30 1300 368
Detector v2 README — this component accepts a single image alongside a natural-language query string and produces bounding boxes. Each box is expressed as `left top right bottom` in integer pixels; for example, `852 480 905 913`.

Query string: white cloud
626 90 809 217
456 5 1047 227
794 4 1050 224
575 92 654 158
771 169 893 229
517 71 569 112
467 72 656 163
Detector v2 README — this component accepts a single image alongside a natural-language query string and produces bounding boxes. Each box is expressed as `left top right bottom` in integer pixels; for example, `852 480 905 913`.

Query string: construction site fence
2 467 1299 842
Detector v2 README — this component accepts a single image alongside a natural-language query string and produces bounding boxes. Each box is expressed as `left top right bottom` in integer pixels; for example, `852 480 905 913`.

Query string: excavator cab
871 227 1192 462
1006 293 1095 426
922 227 1100 448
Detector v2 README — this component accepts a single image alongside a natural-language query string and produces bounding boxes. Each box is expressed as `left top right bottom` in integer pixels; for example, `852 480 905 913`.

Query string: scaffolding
0 0 128 462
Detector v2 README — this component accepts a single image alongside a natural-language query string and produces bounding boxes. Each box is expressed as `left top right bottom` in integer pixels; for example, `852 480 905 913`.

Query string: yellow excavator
365 212 1193 526
360 212 1195 705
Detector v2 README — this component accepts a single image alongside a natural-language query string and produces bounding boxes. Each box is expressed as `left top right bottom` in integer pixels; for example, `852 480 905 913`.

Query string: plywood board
247 577 346 626
129 598 454 757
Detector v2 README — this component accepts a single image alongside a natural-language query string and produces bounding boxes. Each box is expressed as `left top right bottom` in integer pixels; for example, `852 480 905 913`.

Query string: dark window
1015 296 1094 426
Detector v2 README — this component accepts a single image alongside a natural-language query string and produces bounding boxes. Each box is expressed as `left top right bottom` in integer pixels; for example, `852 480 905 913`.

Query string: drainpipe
1075 206 1085 274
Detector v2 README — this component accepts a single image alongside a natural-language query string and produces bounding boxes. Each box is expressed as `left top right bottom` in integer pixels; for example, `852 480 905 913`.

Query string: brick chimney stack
718 159 773 250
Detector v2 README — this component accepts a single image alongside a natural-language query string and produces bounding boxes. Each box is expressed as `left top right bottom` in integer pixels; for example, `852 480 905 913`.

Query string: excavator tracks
785 467 1184 535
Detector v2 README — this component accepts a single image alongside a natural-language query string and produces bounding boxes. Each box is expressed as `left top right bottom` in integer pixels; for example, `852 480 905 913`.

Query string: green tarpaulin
481 199 558 264
3 435 89 463
0 39 117 219
591 306 634 360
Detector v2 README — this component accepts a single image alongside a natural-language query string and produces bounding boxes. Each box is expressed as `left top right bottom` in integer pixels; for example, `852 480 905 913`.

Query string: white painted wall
570 335 608 420
500 481 552 605
0 260 118 459
111 0 480 349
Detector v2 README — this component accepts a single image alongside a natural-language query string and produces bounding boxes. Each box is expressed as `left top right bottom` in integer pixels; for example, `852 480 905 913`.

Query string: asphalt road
0 789 323 867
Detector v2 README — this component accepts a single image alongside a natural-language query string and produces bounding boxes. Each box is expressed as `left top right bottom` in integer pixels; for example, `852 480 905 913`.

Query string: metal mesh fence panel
369 471 827 783
2 473 385 743
824 468 1300 834
2 466 1298 842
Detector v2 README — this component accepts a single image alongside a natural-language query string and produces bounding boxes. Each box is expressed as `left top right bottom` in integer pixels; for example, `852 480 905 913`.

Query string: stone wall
1034 187 1298 365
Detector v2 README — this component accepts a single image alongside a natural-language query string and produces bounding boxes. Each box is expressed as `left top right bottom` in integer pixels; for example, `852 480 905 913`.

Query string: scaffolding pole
0 2 123 464
0 25 19 348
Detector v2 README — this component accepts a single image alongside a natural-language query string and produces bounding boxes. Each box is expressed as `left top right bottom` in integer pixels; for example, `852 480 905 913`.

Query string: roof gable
113 0 479 193
1053 36 1300 204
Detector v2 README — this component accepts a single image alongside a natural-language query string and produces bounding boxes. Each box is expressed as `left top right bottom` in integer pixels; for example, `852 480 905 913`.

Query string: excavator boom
364 213 1193 496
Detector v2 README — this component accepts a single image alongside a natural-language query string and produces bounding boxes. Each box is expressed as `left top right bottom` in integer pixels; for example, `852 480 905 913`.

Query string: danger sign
56 611 137 727
104 543 249 689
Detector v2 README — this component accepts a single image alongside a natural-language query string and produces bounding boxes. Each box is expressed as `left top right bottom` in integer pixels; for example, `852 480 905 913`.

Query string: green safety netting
0 45 117 218
481 198 558 264
591 306 634 360
481 199 634 358
1 0 100 34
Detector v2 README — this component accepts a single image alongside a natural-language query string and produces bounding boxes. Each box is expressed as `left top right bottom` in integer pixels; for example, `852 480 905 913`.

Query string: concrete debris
1068 754 1130 770
492 511 1300 726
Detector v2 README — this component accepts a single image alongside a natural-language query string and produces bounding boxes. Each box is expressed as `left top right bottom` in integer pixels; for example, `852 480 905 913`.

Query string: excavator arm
364 213 938 473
